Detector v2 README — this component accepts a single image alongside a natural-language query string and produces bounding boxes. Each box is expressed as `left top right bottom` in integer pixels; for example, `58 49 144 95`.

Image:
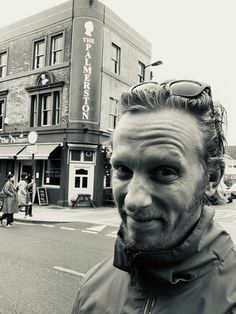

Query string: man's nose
124 175 152 211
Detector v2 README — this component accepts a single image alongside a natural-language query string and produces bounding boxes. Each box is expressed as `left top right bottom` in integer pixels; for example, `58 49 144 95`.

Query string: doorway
68 163 94 205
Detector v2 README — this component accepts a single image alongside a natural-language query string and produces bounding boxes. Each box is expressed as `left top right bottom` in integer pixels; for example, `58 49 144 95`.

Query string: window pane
34 40 45 69
75 177 81 188
44 159 61 185
76 169 88 175
1 53 7 65
82 177 88 188
71 150 81 161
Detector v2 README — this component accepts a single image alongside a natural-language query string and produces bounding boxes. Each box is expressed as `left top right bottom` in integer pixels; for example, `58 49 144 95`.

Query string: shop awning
0 145 26 159
16 143 61 160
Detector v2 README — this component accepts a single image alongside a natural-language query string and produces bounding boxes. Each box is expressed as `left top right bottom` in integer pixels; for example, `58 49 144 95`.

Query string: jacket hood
113 207 234 286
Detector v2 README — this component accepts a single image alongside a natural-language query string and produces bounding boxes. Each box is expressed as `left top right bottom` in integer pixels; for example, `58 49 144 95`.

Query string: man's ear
205 168 224 198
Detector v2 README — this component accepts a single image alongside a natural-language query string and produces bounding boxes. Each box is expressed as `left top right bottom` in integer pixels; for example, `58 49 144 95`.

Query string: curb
14 218 71 224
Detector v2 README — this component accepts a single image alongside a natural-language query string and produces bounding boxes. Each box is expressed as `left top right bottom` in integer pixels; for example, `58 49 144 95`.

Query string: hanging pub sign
69 17 103 124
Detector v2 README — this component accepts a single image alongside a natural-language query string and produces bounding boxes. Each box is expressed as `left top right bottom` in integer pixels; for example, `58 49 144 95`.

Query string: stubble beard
118 180 206 253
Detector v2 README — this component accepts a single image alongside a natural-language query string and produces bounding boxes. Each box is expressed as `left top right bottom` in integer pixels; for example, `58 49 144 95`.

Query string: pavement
14 204 121 227
12 202 236 227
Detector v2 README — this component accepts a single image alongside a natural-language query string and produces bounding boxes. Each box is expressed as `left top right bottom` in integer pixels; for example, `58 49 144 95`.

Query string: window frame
111 43 121 75
32 37 47 70
138 61 145 83
43 158 61 187
0 50 8 78
30 89 61 128
108 97 118 131
49 32 65 66
70 149 95 163
0 98 5 131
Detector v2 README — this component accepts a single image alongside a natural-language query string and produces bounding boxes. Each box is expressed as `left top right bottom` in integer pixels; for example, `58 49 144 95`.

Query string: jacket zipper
143 296 155 314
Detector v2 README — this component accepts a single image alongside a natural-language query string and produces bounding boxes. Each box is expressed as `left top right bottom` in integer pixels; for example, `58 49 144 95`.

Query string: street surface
0 202 235 314
0 221 117 314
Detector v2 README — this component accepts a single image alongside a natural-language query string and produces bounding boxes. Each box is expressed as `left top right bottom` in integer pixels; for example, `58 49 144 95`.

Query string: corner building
0 0 151 206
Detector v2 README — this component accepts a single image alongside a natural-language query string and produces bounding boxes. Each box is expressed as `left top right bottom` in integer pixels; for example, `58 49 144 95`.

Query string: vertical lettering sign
69 17 103 123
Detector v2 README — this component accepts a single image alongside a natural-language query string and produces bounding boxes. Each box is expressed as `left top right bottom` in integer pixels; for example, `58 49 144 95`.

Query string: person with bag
17 172 32 218
0 173 18 227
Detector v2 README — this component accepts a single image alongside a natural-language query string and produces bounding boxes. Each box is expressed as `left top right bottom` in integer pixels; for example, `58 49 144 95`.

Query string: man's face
112 109 207 252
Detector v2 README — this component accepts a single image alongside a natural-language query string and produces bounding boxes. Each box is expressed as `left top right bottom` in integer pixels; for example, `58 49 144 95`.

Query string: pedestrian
72 80 236 313
0 173 18 227
17 172 32 218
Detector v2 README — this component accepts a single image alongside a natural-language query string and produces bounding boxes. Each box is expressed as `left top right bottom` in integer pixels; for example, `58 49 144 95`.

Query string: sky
0 0 235 145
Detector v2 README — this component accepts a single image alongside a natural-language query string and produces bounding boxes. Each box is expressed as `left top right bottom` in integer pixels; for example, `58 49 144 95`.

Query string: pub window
44 148 61 186
108 97 118 130
138 61 145 82
50 33 63 65
44 159 61 186
0 99 5 130
30 91 61 127
75 169 88 188
33 39 46 69
71 150 81 161
71 150 94 162
0 51 7 78
111 43 121 75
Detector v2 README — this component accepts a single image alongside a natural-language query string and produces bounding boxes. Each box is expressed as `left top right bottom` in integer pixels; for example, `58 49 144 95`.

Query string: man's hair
120 82 227 204
7 173 14 180
21 172 28 180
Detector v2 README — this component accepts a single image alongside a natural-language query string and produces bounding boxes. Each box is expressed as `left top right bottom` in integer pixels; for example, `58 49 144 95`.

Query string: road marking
60 227 76 231
81 230 97 234
86 225 106 232
53 266 85 277
41 224 55 228
106 230 117 238
106 233 117 238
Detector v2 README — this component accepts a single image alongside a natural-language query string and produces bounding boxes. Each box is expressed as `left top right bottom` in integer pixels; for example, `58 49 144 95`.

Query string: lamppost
144 60 163 80
27 131 38 203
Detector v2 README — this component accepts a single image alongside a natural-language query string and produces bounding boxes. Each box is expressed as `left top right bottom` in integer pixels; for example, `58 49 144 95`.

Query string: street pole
32 153 35 178
144 60 163 80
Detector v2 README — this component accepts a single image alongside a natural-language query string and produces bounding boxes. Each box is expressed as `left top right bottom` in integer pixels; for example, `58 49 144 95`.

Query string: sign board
37 187 48 206
26 144 38 154
69 17 103 123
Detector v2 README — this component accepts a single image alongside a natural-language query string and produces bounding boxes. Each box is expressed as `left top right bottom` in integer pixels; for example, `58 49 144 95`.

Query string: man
72 80 236 313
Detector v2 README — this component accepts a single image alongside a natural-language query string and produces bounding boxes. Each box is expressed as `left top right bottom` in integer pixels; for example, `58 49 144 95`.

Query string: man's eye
152 167 178 182
113 165 132 180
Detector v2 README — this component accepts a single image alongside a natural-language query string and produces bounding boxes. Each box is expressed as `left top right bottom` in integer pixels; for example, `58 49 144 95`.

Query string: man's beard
117 179 207 253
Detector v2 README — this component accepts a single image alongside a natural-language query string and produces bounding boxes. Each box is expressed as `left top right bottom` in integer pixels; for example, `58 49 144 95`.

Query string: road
0 202 235 314
0 221 117 314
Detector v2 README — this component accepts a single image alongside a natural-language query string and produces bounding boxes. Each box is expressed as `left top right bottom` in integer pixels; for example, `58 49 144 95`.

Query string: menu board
37 187 48 206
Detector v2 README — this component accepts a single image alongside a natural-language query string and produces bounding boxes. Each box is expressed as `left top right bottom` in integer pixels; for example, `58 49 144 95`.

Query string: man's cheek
112 180 126 204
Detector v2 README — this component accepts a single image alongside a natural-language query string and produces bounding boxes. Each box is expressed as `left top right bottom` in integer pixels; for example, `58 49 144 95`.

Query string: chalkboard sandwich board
37 187 48 206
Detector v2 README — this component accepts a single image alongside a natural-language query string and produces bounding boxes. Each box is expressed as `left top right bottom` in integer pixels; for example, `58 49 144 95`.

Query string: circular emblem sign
28 131 38 144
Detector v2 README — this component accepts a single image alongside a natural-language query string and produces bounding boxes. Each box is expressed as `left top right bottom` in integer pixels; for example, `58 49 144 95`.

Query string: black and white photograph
0 0 235 313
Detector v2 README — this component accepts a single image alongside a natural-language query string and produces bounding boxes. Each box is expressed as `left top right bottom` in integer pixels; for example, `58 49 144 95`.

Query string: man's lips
124 212 163 223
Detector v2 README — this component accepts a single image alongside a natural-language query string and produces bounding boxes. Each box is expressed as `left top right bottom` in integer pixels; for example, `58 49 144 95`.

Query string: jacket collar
113 207 234 285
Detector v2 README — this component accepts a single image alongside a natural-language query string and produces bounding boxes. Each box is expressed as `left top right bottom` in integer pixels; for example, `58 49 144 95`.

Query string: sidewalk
14 204 121 227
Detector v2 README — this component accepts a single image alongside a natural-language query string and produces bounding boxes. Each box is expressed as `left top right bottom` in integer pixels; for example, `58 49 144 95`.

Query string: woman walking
0 174 18 227
17 172 31 217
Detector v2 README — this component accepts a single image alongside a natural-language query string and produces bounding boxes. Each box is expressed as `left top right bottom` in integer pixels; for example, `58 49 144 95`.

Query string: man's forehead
112 109 204 157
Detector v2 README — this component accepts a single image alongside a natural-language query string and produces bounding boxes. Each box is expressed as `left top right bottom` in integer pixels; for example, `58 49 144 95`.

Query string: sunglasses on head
131 79 212 99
